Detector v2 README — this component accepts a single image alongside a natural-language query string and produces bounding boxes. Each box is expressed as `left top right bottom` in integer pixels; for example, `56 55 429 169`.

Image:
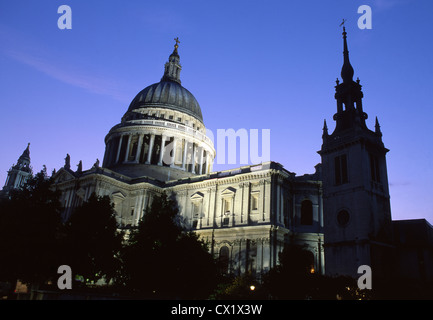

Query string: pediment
221 187 236 196
52 168 76 183
111 191 126 203
190 191 204 201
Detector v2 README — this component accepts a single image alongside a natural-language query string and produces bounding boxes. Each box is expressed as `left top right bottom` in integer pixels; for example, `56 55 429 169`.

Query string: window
251 193 259 211
222 198 232 226
223 198 231 214
300 200 313 225
370 154 381 182
219 246 230 274
193 202 200 218
223 217 230 226
335 154 348 185
192 202 201 229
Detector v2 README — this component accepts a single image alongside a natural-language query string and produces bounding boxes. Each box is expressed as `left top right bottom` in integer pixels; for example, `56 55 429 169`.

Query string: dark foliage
0 170 63 285
261 243 366 300
63 193 124 285
122 193 218 299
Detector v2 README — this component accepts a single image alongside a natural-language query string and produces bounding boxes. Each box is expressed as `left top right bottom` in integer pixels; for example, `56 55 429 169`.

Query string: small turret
1 143 33 196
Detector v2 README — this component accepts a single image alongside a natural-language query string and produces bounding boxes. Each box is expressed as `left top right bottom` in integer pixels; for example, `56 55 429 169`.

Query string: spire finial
323 119 329 138
341 22 354 83
375 116 382 135
174 37 180 52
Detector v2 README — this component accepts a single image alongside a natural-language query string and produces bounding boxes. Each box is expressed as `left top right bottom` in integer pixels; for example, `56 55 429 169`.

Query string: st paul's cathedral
3 29 433 283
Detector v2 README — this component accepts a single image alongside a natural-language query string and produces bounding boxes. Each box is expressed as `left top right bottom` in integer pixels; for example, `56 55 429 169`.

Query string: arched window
300 200 313 225
219 246 230 274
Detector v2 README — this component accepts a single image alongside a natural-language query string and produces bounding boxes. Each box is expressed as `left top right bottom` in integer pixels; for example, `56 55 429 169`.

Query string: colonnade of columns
104 132 213 175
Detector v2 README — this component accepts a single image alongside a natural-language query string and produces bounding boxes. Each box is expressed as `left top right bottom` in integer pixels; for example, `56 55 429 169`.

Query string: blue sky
0 0 432 222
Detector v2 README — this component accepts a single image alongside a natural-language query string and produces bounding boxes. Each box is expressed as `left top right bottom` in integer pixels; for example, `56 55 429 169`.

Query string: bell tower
319 27 394 279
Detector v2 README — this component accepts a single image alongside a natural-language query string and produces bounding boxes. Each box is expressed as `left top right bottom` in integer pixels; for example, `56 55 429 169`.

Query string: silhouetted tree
122 193 217 299
262 243 316 299
209 272 264 300
262 243 365 300
0 170 63 287
63 193 124 286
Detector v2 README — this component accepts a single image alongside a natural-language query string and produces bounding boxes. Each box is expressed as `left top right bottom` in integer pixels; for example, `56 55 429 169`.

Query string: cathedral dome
127 80 203 123
102 39 215 182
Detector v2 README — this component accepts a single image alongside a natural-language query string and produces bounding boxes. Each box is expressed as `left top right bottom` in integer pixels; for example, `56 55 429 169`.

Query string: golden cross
174 37 180 47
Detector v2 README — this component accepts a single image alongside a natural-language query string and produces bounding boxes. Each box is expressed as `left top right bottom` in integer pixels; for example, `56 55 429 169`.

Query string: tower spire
341 26 354 83
161 37 182 84
19 143 31 162
332 25 367 134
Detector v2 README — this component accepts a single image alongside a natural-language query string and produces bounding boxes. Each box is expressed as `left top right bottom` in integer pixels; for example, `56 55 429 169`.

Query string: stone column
208 186 216 230
170 137 177 168
182 140 188 171
204 151 209 174
276 180 281 224
123 134 132 163
158 135 167 166
135 193 143 225
115 134 124 164
135 134 144 163
258 180 265 221
264 179 271 223
191 143 196 174
262 237 271 272
146 134 155 164
242 182 250 225
257 239 265 278
142 190 149 216
198 147 204 175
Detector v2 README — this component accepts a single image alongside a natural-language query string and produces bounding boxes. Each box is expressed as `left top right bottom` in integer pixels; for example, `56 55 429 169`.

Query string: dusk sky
0 1 432 223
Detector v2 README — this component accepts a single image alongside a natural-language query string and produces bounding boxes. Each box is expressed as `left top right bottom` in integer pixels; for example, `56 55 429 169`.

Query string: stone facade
47 41 326 278
52 161 324 277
